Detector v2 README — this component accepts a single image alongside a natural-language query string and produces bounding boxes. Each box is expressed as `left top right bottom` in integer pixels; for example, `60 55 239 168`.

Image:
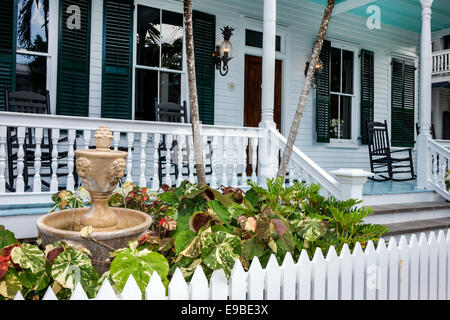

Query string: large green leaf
174 230 196 254
242 237 266 260
244 188 259 208
0 229 18 250
110 248 169 295
207 200 231 224
51 250 97 291
201 231 242 276
18 265 51 291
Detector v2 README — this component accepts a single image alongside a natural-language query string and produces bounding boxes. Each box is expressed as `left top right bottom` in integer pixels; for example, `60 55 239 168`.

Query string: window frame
14 0 59 114
327 40 360 145
132 0 187 121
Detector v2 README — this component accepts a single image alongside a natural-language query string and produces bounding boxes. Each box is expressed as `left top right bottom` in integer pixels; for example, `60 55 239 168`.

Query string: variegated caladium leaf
51 249 98 292
201 231 242 277
0 268 22 299
11 243 48 273
294 217 327 242
110 248 169 296
0 229 18 250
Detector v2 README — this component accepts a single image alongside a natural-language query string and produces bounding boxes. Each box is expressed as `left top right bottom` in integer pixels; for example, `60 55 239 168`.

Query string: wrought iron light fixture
214 26 234 76
304 56 323 88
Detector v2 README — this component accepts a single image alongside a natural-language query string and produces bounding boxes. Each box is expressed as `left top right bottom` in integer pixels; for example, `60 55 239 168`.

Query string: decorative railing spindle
151 133 160 191
176 135 184 187
231 136 238 187
210 136 218 188
113 131 120 151
165 134 173 186
251 137 258 182
66 129 76 191
126 132 134 183
0 126 7 193
188 135 195 183
83 130 91 149
221 136 228 186
139 133 148 187
50 128 60 192
33 128 43 192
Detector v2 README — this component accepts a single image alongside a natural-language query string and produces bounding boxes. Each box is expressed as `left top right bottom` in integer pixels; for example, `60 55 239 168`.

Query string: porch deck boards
362 179 434 195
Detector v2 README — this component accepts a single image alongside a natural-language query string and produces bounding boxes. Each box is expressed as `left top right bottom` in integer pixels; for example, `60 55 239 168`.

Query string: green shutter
360 49 374 145
0 0 16 111
57 0 91 116
391 58 415 147
101 0 133 119
315 39 331 143
193 11 215 125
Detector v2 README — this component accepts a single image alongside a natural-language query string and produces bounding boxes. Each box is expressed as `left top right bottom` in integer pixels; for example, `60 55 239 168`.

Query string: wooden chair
4 86 77 191
366 120 416 181
155 99 212 186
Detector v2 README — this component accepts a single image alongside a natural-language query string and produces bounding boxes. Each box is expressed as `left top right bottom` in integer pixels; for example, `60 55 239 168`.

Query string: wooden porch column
258 0 278 185
417 0 433 189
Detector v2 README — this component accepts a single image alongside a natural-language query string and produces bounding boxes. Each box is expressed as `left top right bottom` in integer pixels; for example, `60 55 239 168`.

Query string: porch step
363 201 450 225
384 217 450 237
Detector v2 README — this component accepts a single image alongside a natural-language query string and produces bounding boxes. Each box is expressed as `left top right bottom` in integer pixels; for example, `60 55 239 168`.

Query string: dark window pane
160 72 181 104
275 35 281 52
340 96 352 139
16 0 48 52
330 47 341 92
135 69 158 121
342 50 354 94
329 94 339 139
245 29 281 52
245 29 263 48
15 54 46 94
136 5 160 67
161 10 183 70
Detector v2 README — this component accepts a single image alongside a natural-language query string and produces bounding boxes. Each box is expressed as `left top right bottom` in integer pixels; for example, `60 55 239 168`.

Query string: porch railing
268 127 341 199
0 112 264 204
432 49 450 76
428 139 449 200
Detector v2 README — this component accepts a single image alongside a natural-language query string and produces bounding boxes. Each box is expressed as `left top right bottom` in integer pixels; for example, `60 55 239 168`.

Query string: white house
0 0 449 239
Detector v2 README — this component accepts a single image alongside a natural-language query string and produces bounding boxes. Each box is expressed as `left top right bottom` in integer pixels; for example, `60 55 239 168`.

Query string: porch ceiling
306 0 450 33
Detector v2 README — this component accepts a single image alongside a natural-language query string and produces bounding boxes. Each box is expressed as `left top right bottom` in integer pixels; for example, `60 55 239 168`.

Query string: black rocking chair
367 120 416 181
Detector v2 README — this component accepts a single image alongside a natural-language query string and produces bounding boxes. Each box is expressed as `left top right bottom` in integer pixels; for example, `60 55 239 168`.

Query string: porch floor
362 179 433 195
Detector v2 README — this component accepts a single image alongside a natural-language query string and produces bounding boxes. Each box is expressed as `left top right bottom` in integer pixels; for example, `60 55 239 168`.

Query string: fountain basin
37 207 152 274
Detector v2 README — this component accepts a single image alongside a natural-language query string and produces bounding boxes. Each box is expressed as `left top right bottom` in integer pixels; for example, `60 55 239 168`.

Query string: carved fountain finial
94 126 114 151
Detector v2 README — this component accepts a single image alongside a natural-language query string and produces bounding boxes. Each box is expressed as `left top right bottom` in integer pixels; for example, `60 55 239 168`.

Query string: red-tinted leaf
0 257 8 279
138 233 150 246
190 212 212 232
272 219 287 238
46 246 64 265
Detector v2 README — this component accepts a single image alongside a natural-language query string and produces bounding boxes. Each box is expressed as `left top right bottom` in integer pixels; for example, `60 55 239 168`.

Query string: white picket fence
12 230 450 300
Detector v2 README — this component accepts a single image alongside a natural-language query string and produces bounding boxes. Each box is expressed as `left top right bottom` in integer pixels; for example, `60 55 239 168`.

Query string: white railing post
126 132 134 183
330 169 373 202
16 127 26 193
33 128 43 192
66 129 76 191
139 132 148 187
0 126 6 193
50 128 60 192
152 133 160 191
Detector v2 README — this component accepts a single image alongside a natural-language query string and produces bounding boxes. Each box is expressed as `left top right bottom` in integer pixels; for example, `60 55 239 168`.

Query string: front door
244 55 282 130
244 55 282 176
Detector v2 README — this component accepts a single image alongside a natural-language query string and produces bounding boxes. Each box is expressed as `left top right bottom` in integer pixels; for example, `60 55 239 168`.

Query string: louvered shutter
101 0 133 119
360 49 374 145
315 39 331 143
0 0 16 110
193 11 215 125
391 58 415 147
57 0 91 116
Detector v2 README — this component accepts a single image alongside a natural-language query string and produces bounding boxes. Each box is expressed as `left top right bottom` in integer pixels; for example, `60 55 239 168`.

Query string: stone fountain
37 126 152 272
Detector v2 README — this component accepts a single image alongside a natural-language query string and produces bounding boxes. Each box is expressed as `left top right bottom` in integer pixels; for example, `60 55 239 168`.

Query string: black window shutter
193 11 215 125
315 39 331 143
391 58 415 147
102 0 133 119
360 49 374 145
0 0 16 111
57 0 91 116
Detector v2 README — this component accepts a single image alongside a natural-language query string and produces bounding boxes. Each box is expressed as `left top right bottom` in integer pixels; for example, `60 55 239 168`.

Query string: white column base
330 168 374 204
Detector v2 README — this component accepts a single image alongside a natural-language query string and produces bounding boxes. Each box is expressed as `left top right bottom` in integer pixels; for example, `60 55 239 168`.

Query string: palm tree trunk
184 0 207 186
277 0 336 178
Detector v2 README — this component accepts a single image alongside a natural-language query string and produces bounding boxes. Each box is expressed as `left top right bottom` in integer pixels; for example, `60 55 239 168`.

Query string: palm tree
183 0 207 186
17 0 49 51
277 0 336 178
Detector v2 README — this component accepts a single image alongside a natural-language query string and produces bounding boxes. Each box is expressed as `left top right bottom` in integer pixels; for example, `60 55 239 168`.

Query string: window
15 0 49 95
245 29 281 52
329 46 355 140
135 5 184 121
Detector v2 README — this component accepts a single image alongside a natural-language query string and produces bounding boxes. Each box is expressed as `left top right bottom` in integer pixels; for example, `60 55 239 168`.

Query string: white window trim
15 0 59 114
132 0 187 121
387 52 419 150
325 40 360 146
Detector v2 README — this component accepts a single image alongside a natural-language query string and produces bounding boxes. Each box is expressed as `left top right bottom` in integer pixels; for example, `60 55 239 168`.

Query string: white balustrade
139 132 148 188
432 49 450 75
428 139 450 200
0 126 6 193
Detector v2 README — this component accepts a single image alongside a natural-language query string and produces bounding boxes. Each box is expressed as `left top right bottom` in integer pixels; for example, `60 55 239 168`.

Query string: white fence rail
0 112 264 203
268 127 341 198
432 49 450 76
14 230 450 300
428 139 449 200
